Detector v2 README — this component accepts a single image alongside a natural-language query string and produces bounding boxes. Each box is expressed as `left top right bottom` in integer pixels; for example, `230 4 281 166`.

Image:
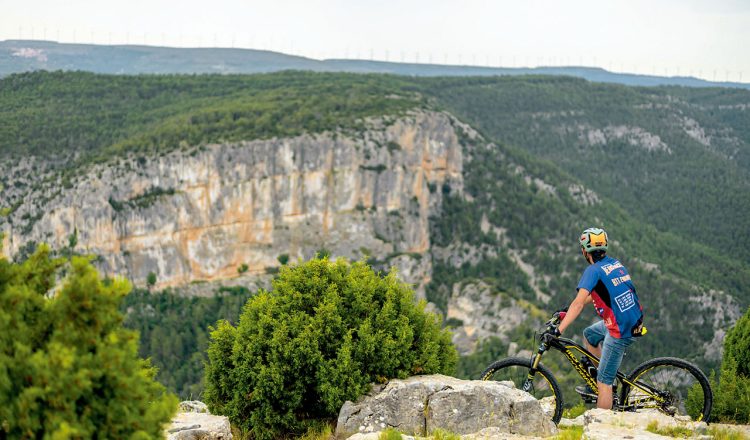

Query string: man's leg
596 382 613 409
596 334 634 409
576 321 607 400
585 338 602 358
583 321 606 358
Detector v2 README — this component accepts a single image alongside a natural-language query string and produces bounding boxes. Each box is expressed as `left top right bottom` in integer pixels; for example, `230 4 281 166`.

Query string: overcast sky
2 0 748 82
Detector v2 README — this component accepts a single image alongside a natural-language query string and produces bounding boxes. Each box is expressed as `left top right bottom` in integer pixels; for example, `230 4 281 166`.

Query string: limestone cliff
1 111 462 296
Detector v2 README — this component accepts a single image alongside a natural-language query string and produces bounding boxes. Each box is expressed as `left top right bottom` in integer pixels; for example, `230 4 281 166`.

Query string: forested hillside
1 71 747 400
422 76 750 267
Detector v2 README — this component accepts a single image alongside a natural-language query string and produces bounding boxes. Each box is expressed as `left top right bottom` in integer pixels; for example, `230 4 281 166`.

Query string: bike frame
526 336 668 411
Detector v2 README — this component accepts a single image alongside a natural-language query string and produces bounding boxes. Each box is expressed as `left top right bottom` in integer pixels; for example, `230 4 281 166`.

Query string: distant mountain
2 40 748 89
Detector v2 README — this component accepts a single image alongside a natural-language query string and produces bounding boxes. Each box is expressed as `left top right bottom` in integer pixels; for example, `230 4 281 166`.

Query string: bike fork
523 349 544 393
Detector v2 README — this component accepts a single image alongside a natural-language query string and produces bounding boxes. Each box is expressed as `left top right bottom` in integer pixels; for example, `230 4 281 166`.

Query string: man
555 227 644 409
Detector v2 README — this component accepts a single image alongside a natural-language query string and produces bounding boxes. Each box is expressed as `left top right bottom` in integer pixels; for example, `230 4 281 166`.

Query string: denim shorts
583 320 634 386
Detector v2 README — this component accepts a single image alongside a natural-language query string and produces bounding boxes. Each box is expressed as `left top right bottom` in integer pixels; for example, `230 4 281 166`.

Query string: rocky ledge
335 374 556 438
165 401 232 440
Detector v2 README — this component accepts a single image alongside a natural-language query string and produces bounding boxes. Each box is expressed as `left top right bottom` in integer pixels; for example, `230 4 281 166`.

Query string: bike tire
620 357 712 422
481 356 564 424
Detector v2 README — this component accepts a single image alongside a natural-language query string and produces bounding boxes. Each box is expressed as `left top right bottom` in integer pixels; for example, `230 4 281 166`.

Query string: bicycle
481 310 713 424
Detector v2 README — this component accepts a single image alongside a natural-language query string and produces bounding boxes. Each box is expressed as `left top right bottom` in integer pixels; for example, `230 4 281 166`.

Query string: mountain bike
481 310 713 424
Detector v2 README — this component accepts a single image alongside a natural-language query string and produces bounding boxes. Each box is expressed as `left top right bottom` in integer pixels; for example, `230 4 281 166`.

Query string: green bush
710 306 750 423
0 246 177 438
724 307 750 378
147 271 157 287
203 257 457 439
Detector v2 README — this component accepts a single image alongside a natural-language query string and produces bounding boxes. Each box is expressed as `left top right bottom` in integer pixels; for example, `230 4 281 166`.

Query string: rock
1 111 463 298
558 415 584 428
179 400 209 413
538 396 556 419
582 408 707 440
349 428 544 439
335 374 556 438
346 434 416 440
445 281 529 355
460 427 546 439
166 411 232 440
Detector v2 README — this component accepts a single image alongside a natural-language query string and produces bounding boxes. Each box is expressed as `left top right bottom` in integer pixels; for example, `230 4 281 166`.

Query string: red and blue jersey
577 256 643 339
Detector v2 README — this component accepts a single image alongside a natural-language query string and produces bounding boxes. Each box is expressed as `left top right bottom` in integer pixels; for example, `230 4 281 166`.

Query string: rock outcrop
166 401 232 440
1 111 463 297
335 374 556 438
582 408 707 440
446 281 528 355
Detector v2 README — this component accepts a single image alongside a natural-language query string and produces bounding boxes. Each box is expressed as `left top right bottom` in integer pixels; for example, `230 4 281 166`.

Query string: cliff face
1 111 462 294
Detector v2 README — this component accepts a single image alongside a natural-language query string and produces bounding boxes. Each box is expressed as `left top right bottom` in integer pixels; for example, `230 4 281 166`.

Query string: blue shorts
583 321 634 386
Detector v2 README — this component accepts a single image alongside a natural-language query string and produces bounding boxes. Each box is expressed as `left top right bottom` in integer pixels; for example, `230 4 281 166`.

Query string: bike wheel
481 356 564 424
620 357 712 422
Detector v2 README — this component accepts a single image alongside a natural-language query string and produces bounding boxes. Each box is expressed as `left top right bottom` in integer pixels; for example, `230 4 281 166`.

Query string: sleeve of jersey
577 266 599 292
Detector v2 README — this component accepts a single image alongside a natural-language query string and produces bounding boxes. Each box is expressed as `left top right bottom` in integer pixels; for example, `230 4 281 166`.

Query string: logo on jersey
612 274 631 287
601 261 623 275
614 289 636 313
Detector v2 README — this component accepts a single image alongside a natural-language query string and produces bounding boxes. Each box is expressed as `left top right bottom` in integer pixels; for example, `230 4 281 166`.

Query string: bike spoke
486 366 556 400
628 365 705 420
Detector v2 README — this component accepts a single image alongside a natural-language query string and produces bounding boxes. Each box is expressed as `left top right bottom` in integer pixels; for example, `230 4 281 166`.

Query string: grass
562 402 587 419
430 428 461 440
708 426 750 440
645 420 694 438
379 428 403 440
554 425 583 440
299 422 334 440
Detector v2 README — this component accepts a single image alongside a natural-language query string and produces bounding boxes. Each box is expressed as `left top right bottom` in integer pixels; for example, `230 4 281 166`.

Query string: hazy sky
2 0 748 82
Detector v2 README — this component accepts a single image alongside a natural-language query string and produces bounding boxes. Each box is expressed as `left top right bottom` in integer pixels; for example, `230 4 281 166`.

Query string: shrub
709 306 750 423
724 307 750 378
203 257 457 439
237 263 249 274
147 271 157 287
0 246 177 438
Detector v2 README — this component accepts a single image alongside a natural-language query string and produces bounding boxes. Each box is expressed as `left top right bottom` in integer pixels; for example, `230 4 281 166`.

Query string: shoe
575 385 597 403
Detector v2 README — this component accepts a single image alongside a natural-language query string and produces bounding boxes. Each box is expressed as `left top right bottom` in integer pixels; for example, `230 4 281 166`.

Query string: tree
0 246 177 438
203 257 457 439
708 307 750 423
723 307 750 378
147 271 157 288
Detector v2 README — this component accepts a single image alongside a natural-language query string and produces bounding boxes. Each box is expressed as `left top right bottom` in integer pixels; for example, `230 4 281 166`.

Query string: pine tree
0 245 177 438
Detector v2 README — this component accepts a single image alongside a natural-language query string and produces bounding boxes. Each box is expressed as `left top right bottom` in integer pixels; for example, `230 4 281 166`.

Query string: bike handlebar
540 308 569 342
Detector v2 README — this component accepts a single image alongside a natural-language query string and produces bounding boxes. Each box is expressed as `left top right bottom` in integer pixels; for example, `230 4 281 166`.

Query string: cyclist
553 227 644 410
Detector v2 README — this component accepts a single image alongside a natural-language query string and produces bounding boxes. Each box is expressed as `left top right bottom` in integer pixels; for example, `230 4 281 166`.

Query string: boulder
335 374 556 438
166 401 232 440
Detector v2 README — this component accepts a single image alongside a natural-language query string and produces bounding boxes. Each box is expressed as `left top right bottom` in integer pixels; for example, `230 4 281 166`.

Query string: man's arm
558 288 592 334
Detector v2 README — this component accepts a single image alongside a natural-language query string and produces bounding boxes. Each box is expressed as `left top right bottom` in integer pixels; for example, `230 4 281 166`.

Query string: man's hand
542 327 561 344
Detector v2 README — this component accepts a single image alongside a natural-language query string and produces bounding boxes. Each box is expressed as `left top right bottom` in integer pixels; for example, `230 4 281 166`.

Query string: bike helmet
579 227 608 252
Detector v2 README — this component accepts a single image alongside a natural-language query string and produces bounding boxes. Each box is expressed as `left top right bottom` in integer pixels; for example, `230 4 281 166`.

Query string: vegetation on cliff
423 75 750 268
203 257 457 439
0 246 177 438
